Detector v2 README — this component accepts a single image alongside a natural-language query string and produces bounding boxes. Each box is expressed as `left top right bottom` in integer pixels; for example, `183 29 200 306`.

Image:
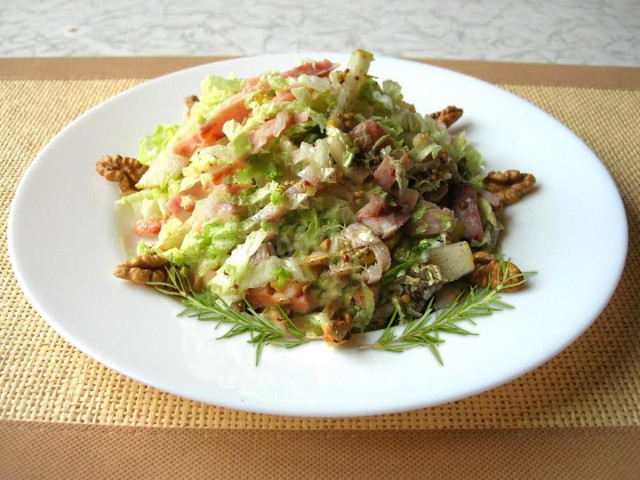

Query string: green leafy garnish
149 259 534 365
149 267 313 365
360 261 534 363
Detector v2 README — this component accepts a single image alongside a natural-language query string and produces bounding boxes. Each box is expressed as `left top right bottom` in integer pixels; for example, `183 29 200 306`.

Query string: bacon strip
281 59 337 79
199 91 253 145
349 119 387 152
372 156 396 192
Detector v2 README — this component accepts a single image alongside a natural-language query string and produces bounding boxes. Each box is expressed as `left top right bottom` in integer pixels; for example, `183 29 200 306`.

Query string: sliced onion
344 223 391 284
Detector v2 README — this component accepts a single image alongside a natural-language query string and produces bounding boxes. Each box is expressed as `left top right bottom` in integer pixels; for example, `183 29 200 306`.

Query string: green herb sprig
149 267 313 365
359 261 534 363
150 260 533 365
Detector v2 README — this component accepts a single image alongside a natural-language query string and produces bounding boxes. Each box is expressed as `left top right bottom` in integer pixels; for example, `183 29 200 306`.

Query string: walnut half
484 170 536 206
430 106 463 128
113 254 170 285
96 154 149 193
469 252 524 293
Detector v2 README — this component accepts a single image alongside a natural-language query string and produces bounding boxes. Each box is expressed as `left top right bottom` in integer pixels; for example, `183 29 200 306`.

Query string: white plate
8 53 627 417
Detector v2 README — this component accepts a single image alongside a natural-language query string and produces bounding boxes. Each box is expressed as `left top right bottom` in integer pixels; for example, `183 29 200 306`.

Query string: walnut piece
484 170 536 206
96 155 149 193
472 250 495 265
469 254 524 293
322 313 353 343
430 106 463 127
113 254 170 285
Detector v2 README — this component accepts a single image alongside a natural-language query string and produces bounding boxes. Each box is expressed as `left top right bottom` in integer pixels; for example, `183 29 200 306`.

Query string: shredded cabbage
107 50 533 343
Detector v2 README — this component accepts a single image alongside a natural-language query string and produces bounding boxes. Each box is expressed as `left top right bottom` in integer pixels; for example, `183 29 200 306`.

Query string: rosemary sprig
359 260 535 363
149 259 534 365
148 266 313 365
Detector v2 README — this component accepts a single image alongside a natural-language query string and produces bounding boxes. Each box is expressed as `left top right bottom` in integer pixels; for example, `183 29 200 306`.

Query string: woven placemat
1 78 638 429
1 423 639 480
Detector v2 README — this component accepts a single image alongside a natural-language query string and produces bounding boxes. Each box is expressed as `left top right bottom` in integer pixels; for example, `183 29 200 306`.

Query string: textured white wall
1 0 638 65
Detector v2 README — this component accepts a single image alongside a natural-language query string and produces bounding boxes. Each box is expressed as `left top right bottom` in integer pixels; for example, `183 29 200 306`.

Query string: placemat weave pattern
2 423 639 480
1 79 638 429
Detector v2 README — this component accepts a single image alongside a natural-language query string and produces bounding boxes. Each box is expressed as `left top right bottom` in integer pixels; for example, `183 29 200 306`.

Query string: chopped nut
484 170 536 206
319 239 331 251
321 314 352 343
472 251 495 265
96 155 149 193
113 254 170 285
331 265 352 278
357 248 376 266
469 259 524 293
305 252 330 267
430 106 463 127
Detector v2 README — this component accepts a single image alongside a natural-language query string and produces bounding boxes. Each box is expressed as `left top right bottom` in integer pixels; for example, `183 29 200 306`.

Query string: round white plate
8 53 627 417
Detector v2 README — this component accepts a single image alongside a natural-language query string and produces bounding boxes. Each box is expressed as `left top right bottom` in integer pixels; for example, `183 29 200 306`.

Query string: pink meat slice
348 119 387 152
281 59 337 78
452 183 484 242
372 156 396 192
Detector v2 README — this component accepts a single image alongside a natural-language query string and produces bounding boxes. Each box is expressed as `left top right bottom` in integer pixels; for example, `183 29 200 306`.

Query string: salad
97 50 535 349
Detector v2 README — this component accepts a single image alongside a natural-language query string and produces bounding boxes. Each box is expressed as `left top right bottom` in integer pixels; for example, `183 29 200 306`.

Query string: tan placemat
1 422 639 480
1 63 639 430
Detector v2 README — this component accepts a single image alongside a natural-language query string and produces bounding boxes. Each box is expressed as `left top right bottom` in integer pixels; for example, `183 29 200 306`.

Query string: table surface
1 0 639 66
1 44 639 480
